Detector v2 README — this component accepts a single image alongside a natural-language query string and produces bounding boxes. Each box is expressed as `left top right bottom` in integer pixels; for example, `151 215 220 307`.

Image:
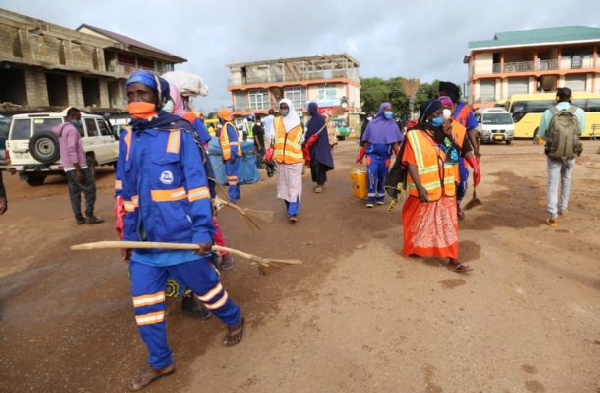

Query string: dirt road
1 140 599 393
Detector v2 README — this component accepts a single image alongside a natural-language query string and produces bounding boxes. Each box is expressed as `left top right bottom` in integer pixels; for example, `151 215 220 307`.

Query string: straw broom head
214 196 274 231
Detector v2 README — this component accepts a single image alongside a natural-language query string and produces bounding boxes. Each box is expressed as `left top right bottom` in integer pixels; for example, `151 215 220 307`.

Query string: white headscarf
279 98 301 132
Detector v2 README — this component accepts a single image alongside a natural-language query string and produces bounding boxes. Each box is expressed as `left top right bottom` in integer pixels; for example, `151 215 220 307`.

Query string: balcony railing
503 61 535 73
486 58 594 74
229 69 359 86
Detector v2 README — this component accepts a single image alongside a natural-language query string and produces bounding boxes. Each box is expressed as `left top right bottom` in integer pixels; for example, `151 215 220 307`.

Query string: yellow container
350 168 368 200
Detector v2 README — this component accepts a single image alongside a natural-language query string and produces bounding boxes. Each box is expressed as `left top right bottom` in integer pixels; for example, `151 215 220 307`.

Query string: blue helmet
246 114 255 121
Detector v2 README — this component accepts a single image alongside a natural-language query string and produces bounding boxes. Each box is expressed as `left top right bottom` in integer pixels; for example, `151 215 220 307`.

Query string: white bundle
162 71 209 97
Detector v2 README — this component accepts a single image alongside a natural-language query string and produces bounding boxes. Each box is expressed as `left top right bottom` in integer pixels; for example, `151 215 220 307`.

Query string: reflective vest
405 129 456 201
219 122 241 160
449 120 468 177
273 117 303 164
245 122 254 138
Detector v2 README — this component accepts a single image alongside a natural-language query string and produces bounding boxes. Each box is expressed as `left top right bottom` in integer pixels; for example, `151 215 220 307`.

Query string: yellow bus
506 92 600 138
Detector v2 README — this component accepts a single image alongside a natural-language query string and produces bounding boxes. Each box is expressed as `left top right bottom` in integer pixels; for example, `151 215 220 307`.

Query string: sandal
546 217 558 227
314 186 323 193
447 260 473 273
128 364 175 391
223 317 244 346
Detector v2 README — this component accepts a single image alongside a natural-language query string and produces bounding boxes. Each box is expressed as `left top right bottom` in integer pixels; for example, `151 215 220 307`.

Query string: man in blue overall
115 70 244 391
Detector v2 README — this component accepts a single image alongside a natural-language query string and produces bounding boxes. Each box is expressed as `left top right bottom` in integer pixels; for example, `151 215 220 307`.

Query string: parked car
475 108 515 145
0 115 11 166
331 117 351 140
5 110 118 186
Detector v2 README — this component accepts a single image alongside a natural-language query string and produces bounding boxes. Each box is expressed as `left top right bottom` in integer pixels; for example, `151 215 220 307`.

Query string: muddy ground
0 140 599 393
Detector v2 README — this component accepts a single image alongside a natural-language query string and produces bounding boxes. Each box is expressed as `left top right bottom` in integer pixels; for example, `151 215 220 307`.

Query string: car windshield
482 113 513 125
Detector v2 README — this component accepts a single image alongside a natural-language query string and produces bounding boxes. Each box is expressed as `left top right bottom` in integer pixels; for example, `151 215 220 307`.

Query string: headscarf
304 102 333 169
438 96 453 109
126 70 170 109
126 71 186 131
412 99 459 163
305 102 326 135
360 102 403 144
168 83 186 116
279 98 300 132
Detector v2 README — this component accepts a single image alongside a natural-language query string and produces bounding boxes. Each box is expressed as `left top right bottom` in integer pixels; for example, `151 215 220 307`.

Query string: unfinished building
0 8 186 115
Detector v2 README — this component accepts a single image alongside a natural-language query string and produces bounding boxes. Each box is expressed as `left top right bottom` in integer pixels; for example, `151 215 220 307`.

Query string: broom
71 241 301 276
464 186 482 210
214 196 274 231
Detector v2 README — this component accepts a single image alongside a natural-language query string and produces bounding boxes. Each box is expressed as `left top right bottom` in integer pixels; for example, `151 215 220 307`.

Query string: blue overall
116 123 241 370
130 256 241 369
365 143 393 203
222 124 241 202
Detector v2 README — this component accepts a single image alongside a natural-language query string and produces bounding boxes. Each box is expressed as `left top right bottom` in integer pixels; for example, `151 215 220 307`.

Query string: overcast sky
3 0 599 111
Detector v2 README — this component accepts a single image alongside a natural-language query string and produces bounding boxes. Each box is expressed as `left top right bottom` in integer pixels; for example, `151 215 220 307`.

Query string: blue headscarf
126 70 184 130
125 70 170 108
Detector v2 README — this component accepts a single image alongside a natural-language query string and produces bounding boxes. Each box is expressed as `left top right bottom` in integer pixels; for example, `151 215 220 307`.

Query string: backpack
545 106 583 159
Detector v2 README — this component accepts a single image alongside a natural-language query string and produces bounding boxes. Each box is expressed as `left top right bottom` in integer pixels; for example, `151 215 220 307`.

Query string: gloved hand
114 196 125 239
356 157 363 164
466 156 481 187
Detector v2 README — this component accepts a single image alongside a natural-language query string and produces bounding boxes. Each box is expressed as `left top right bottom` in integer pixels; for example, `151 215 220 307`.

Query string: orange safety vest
405 129 456 201
219 122 241 160
273 117 303 164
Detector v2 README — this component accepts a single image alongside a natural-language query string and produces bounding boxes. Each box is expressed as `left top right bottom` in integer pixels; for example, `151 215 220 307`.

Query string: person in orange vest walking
401 100 480 273
269 98 304 223
217 108 241 202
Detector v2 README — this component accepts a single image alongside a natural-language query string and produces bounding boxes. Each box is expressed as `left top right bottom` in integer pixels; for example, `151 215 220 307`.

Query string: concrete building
464 26 600 109
227 54 361 128
0 8 185 115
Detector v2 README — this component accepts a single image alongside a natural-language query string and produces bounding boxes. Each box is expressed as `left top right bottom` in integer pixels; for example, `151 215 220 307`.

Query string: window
33 118 62 134
316 85 338 100
85 118 99 137
10 119 31 140
285 86 307 110
97 120 112 136
248 89 269 111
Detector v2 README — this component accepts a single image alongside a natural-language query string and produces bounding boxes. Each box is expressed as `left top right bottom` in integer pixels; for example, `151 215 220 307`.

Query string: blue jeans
546 157 575 218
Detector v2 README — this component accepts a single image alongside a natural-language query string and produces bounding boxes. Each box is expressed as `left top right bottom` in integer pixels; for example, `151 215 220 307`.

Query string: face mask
429 116 443 127
126 102 157 119
383 111 393 120
71 120 82 127
280 109 289 116
163 100 174 113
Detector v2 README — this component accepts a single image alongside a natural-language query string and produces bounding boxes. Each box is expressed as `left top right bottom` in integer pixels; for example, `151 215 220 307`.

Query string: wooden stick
71 241 301 268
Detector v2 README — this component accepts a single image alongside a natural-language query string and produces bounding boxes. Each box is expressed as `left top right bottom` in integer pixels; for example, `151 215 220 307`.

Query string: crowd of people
0 67 587 390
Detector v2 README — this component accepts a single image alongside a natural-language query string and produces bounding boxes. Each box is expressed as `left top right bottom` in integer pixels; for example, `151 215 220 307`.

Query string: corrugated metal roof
77 24 186 62
469 26 600 50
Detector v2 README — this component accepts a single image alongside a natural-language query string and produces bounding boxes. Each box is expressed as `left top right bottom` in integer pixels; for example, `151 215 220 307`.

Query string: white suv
5 110 119 186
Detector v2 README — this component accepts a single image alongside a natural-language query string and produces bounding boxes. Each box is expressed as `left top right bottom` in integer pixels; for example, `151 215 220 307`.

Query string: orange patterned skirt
402 195 459 259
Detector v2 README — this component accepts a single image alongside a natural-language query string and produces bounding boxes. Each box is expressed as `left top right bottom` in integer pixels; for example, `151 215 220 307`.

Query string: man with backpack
538 87 585 227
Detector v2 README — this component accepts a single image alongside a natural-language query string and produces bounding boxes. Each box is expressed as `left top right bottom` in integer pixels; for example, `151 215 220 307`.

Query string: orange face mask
126 102 157 119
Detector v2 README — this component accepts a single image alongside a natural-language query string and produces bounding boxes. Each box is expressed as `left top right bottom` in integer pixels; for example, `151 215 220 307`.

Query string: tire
506 140 512 145
26 174 46 186
337 135 346 141
29 132 60 164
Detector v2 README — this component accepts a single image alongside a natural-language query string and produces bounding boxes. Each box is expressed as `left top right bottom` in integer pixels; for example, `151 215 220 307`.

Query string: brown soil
1 140 599 393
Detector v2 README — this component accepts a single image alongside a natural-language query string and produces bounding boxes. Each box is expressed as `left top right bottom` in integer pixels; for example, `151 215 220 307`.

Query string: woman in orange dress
402 99 480 273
